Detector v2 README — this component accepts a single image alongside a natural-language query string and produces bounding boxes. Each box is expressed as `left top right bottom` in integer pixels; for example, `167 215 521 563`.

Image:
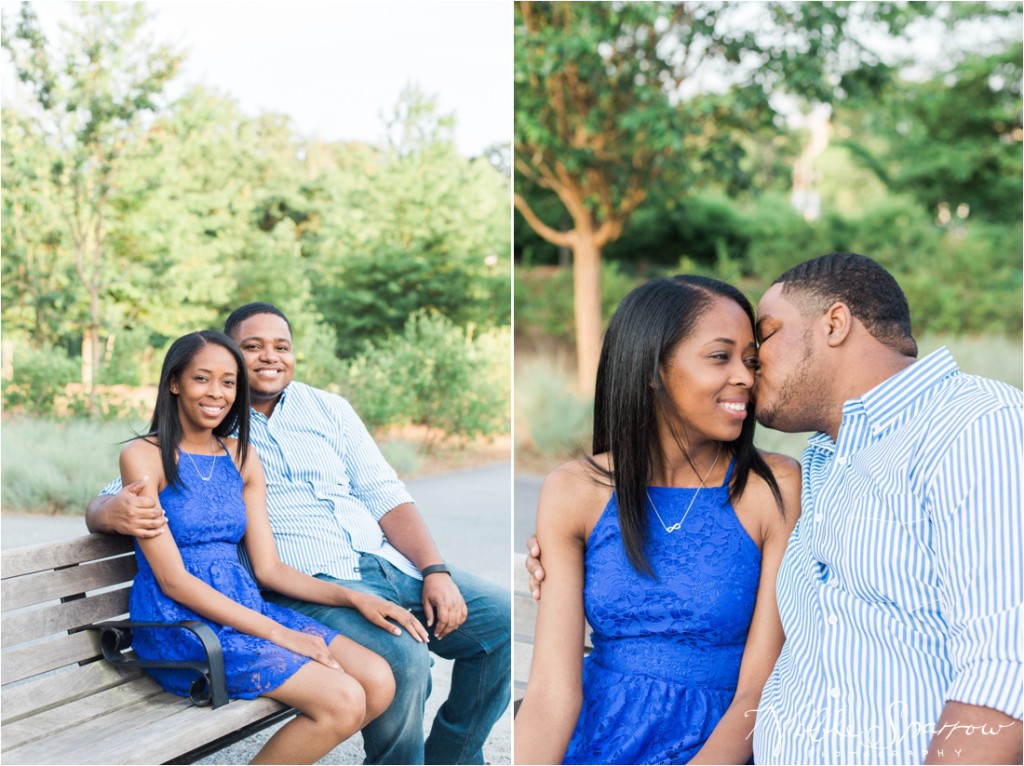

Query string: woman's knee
362 654 396 721
315 674 367 740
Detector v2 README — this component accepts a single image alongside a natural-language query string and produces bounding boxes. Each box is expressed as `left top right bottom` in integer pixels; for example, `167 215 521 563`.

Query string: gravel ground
2 462 512 765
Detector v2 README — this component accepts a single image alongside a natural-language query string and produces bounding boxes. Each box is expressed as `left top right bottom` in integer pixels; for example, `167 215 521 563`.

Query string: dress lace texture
128 447 339 700
563 460 762 764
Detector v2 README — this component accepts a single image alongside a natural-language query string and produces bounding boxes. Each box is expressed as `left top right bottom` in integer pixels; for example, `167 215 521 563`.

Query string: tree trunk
81 329 95 395
82 287 101 411
571 230 602 393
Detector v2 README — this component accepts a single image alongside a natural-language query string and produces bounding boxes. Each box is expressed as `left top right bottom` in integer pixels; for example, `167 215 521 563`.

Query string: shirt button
827 615 838 625
830 687 841 699
836 456 848 466
815 512 824 523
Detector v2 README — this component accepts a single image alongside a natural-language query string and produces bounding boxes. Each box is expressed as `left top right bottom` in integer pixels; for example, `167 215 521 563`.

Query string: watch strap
421 563 451 578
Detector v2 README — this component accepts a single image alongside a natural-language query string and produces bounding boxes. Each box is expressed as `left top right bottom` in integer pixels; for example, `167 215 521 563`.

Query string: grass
515 333 1023 468
1 417 510 515
514 346 593 474
1 417 144 515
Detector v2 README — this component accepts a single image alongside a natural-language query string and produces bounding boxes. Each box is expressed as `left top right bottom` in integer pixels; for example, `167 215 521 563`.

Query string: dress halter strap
722 454 737 485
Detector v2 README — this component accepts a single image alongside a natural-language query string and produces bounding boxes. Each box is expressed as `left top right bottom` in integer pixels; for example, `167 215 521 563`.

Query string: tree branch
513 192 575 248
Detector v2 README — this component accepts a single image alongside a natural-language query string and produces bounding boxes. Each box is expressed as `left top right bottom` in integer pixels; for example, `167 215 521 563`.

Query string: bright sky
0 1 512 157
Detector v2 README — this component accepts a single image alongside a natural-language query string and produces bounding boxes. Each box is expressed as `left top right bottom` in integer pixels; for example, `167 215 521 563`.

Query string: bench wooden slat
0 629 103 685
2 586 129 648
2 675 165 752
2 652 142 724
513 554 536 699
514 592 537 636
1 534 133 579
2 554 137 611
514 637 534 692
5 692 291 765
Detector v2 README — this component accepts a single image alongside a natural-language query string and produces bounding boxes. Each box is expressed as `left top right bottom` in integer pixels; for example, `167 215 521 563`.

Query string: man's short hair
774 252 917 356
223 302 293 340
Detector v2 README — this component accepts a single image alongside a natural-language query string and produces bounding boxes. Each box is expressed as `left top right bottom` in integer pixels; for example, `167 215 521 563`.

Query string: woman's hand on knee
272 627 343 671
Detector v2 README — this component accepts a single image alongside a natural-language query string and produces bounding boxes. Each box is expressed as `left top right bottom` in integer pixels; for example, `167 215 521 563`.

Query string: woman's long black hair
145 330 251 488
589 275 784 578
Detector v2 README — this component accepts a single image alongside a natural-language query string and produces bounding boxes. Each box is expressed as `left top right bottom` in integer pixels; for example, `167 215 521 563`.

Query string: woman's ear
169 377 180 395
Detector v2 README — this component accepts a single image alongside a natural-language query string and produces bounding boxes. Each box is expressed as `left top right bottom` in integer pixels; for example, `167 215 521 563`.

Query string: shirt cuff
362 486 416 522
945 658 1023 721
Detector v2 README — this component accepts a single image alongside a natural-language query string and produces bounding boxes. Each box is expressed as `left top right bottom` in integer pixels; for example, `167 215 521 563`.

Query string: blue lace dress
129 445 339 699
563 460 761 764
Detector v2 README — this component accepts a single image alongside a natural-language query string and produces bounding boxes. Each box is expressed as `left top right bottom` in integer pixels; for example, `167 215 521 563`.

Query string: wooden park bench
2 534 295 765
513 552 536 708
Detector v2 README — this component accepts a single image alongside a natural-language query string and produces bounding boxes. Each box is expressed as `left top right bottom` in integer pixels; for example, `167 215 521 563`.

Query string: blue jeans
266 554 511 765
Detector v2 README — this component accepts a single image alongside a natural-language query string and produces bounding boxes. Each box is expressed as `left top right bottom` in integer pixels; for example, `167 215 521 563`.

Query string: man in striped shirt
527 253 1022 764
87 303 511 766
750 253 1021 764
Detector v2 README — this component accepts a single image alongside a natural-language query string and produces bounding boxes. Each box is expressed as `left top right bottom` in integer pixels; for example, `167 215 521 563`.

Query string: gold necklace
647 446 722 534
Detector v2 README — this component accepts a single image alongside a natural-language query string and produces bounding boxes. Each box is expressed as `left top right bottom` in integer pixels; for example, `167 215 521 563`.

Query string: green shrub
514 261 640 344
1 417 141 514
739 194 830 280
323 246 510 359
516 350 593 456
377 439 423 477
609 193 753 270
1 340 79 415
342 311 511 442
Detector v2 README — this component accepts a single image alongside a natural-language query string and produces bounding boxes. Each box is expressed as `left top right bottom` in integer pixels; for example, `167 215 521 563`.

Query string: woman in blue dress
514 276 802 764
120 331 429 764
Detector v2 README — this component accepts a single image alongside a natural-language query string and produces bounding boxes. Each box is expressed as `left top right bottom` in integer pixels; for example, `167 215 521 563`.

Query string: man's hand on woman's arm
525 533 545 599
85 478 166 537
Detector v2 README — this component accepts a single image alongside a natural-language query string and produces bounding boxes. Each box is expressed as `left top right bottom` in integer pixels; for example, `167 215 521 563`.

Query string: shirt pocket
832 457 934 609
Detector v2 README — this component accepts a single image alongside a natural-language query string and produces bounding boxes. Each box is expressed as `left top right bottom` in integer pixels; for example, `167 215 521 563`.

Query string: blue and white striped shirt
753 348 1023 765
101 381 419 581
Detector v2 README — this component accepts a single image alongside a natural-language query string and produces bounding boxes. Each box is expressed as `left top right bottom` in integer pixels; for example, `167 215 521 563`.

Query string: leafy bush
515 350 593 457
342 311 511 442
607 192 752 269
819 198 1023 336
1 340 79 415
323 246 510 359
514 261 640 344
739 193 831 280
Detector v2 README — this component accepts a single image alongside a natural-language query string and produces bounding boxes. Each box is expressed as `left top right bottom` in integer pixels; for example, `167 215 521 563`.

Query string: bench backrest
1 534 140 727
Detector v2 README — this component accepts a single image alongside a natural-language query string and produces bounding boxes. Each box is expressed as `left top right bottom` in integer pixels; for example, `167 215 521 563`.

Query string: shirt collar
804 347 959 452
848 346 959 432
251 383 292 421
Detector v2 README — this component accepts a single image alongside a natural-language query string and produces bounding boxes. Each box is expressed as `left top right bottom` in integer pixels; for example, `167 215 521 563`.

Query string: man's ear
822 302 853 347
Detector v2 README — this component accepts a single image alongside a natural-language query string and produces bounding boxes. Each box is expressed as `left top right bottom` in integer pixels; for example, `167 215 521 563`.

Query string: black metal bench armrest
89 620 229 709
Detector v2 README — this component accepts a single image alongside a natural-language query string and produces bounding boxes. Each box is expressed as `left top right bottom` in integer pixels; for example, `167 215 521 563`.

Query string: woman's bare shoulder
750 449 802 531
538 455 615 531
120 435 160 459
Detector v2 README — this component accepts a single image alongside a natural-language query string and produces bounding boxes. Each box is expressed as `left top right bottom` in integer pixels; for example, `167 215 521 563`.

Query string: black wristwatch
421 563 451 578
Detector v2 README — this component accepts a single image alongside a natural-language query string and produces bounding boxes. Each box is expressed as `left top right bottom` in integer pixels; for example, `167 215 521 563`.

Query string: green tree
838 42 1023 224
312 88 511 357
2 2 181 401
513 1 974 388
1 107 75 348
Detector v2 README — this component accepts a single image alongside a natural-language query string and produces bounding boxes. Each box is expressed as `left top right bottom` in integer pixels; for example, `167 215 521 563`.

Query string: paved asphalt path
1 462 512 765
513 474 543 555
